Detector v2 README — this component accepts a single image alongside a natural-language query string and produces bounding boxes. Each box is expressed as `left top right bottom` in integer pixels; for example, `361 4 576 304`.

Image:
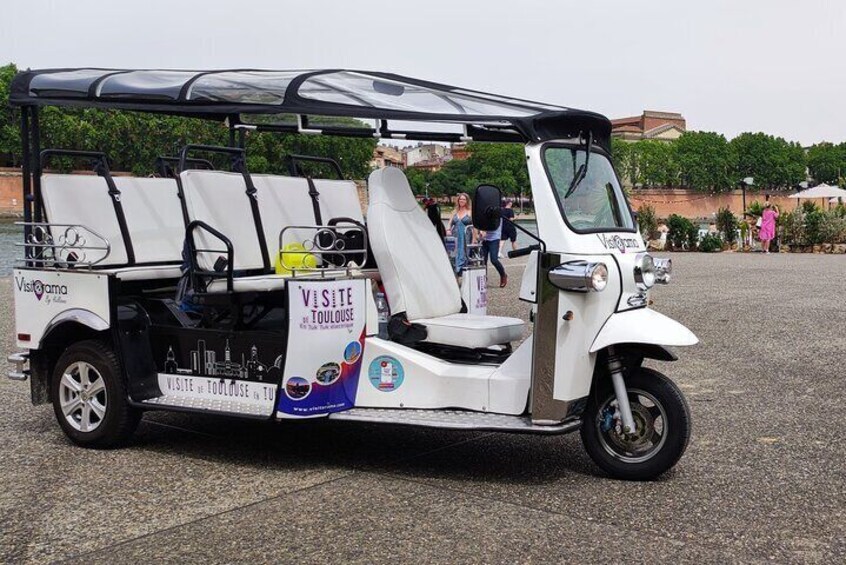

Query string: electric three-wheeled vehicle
7 68 697 480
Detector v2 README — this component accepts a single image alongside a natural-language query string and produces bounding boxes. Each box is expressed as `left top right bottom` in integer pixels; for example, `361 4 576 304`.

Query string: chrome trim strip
530 252 573 423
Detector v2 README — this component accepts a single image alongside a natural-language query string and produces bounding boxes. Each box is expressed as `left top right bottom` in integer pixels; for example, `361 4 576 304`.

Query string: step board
141 394 273 417
329 408 581 435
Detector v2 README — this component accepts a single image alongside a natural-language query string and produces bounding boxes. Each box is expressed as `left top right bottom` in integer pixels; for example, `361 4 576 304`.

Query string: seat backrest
315 179 364 224
180 170 265 272
367 167 461 320
113 177 184 264
41 173 128 265
252 174 316 259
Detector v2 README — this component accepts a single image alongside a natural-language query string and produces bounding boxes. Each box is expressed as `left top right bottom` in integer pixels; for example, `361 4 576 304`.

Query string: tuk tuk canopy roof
10 68 611 146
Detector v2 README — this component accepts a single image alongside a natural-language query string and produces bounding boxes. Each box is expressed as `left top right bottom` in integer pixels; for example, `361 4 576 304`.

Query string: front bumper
7 351 30 381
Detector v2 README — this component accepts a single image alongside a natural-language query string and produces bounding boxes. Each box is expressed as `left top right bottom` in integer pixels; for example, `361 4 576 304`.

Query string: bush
746 200 765 217
779 210 805 246
780 208 846 246
636 204 658 240
667 214 699 250
715 207 738 245
698 233 723 252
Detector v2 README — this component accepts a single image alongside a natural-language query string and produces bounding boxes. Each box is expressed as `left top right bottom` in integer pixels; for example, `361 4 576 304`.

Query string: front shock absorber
607 347 637 434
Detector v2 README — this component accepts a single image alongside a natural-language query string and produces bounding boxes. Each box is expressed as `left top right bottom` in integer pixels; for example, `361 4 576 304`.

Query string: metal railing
277 224 368 277
15 222 111 269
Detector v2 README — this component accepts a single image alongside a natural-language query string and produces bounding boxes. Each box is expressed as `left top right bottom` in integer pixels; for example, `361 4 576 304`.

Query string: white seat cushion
100 265 183 281
414 314 525 349
315 179 364 223
205 274 288 293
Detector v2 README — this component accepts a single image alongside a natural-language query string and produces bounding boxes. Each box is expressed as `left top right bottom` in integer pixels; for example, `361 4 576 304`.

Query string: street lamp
739 176 754 215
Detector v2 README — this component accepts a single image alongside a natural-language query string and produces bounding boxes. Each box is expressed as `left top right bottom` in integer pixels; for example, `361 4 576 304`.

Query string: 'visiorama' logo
14 275 69 304
596 234 641 253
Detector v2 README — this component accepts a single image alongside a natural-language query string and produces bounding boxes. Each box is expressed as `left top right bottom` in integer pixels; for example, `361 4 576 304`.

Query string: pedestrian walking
499 199 518 258
481 217 507 287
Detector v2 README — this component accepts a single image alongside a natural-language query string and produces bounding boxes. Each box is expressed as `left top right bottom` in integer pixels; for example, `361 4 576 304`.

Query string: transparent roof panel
98 70 198 100
298 71 540 118
186 71 301 104
29 69 112 98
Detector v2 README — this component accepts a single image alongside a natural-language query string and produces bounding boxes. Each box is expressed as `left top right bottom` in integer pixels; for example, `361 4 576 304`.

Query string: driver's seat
367 167 524 349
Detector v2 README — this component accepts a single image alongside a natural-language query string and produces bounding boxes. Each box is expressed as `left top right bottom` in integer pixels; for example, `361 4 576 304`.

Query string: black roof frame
9 68 612 147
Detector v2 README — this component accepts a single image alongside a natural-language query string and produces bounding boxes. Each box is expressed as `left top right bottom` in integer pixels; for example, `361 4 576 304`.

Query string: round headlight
634 253 656 290
589 263 608 292
654 257 672 284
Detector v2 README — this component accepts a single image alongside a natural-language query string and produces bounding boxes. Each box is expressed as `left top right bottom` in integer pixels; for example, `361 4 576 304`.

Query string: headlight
654 257 672 284
589 263 608 292
634 253 656 290
548 261 608 293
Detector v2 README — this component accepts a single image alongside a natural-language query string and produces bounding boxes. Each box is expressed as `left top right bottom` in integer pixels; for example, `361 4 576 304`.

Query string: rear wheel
580 367 691 481
51 340 141 448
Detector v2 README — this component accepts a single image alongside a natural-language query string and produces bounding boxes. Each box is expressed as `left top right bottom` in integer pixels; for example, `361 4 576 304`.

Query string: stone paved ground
1 253 844 563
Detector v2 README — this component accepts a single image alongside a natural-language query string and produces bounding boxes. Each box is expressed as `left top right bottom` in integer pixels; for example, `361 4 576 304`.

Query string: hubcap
596 388 667 464
59 361 107 433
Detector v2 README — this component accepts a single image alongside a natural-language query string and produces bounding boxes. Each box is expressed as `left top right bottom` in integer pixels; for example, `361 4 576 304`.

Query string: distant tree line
0 63 376 179
612 131 846 193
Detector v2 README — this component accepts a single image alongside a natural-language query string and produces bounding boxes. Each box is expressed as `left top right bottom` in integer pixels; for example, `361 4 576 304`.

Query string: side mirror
472 184 502 231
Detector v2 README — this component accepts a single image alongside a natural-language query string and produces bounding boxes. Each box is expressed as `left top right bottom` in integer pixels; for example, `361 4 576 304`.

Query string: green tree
630 140 679 187
610 138 635 186
673 131 735 192
730 132 806 190
0 63 19 167
806 142 846 184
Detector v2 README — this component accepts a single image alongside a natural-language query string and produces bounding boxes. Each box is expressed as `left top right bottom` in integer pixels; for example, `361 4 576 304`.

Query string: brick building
611 110 686 141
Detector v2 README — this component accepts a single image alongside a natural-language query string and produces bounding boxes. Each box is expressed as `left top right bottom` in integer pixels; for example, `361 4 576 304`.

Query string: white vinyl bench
180 169 365 294
40 173 185 280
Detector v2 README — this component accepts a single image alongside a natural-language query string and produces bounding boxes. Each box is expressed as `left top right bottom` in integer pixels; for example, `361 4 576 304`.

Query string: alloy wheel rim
59 361 107 433
596 388 667 464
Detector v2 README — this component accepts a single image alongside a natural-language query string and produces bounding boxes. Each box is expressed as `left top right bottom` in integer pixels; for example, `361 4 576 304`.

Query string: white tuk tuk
7 68 696 480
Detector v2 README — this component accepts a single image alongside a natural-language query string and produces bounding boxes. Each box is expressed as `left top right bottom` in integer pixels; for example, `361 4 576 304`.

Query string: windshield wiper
564 131 593 198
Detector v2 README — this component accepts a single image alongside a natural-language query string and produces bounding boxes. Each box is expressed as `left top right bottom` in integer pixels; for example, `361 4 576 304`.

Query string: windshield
544 146 634 233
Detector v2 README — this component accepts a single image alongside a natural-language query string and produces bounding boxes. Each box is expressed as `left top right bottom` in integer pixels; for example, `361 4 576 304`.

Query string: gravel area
1 252 844 563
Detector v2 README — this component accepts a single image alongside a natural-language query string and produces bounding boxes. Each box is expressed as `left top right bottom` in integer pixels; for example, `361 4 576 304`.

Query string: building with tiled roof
611 110 686 141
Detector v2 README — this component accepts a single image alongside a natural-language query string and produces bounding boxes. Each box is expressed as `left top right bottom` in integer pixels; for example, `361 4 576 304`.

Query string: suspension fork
607 346 636 434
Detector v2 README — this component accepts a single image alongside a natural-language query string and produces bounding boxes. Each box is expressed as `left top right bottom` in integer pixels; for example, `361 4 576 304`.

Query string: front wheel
580 367 691 481
51 340 141 448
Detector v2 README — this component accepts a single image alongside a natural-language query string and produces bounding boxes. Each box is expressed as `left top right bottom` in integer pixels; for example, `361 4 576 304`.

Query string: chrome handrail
277 224 368 277
15 222 112 269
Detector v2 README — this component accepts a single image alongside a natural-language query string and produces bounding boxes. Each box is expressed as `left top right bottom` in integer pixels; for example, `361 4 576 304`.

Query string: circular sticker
368 356 404 392
284 376 311 401
316 362 341 385
344 341 362 364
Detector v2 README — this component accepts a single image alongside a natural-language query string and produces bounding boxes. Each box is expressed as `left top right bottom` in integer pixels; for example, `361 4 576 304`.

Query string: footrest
329 407 581 434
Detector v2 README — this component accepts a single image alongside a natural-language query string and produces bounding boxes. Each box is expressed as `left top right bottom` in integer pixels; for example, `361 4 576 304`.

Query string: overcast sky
3 0 844 146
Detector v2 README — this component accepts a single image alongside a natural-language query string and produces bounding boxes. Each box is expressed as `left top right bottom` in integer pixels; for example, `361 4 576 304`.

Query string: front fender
589 308 698 353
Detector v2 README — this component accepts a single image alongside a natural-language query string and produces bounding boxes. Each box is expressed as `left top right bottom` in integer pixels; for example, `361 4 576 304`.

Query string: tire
580 367 691 481
51 340 141 448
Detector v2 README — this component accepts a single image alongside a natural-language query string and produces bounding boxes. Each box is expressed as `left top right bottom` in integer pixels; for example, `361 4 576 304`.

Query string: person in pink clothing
759 199 779 253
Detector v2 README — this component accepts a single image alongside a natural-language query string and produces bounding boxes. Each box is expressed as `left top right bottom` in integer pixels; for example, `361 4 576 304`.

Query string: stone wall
629 189 809 220
0 169 23 217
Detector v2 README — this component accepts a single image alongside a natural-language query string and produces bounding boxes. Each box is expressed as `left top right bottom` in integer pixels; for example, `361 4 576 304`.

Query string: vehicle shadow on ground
129 410 611 485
